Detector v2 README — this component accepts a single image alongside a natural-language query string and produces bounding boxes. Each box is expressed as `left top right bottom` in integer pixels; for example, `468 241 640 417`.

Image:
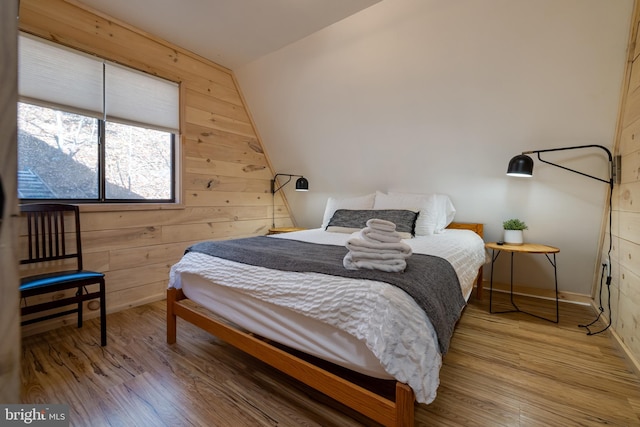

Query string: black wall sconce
507 144 620 188
271 173 309 228
506 144 621 335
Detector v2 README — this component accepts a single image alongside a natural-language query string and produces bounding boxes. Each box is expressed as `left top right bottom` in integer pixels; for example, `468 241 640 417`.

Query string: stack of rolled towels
343 218 413 272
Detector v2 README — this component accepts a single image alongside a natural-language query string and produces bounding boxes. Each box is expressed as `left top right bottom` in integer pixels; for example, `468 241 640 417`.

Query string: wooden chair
19 204 106 346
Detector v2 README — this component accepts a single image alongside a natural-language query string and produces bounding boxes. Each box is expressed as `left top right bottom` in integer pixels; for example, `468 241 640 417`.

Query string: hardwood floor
21 292 640 426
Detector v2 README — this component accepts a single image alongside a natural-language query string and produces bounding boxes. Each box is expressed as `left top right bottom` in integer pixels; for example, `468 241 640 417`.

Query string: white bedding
169 228 486 404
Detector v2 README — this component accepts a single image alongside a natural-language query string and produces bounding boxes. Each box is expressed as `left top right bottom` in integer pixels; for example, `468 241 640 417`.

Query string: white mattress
169 228 486 404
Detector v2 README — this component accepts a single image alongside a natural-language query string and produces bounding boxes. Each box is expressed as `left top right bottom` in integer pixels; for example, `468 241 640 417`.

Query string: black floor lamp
507 144 621 335
271 173 309 228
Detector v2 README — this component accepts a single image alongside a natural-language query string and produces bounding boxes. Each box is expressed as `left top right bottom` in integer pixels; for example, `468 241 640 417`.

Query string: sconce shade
506 154 534 177
295 177 309 191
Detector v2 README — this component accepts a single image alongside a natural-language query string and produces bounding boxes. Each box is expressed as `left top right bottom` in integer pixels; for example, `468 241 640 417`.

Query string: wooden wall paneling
621 150 640 183
630 57 640 96
619 182 640 212
624 86 640 131
619 115 640 155
17 0 296 337
608 258 621 330
81 227 163 253
184 145 266 170
186 88 251 123
105 263 172 294
185 158 270 180
185 106 257 138
183 172 269 193
185 80 244 107
184 191 273 208
634 20 640 61
183 126 265 164
160 220 273 243
619 257 640 304
109 241 196 271
604 0 640 378
79 210 181 231
185 157 266 178
79 207 271 231
619 211 640 243
83 250 110 272
618 286 640 357
106 281 167 312
178 206 271 224
618 264 640 355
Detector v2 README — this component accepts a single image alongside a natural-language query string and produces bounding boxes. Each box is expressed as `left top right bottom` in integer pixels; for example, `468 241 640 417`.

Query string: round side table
485 242 560 323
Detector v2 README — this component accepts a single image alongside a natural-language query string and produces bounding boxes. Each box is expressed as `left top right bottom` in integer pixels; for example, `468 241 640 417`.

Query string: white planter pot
504 229 524 245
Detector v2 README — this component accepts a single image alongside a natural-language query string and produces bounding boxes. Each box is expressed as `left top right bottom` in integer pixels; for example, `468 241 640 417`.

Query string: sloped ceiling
76 0 382 69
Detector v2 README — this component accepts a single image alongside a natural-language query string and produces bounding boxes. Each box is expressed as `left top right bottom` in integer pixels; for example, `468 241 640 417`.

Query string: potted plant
502 218 527 245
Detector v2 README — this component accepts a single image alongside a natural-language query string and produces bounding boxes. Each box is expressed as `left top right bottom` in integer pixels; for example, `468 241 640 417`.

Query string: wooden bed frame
166 222 483 427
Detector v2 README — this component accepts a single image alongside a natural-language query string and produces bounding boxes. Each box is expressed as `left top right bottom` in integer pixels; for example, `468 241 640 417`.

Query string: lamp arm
271 173 304 194
523 144 614 188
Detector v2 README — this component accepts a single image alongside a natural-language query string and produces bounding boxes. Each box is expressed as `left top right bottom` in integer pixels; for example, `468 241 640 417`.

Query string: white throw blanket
344 219 413 272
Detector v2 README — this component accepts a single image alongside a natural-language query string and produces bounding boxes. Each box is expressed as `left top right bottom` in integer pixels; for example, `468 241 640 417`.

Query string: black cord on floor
579 184 614 336
578 263 612 335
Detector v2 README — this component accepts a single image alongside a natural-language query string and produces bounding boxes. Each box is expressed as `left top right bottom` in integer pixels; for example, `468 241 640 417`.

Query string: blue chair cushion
20 270 105 292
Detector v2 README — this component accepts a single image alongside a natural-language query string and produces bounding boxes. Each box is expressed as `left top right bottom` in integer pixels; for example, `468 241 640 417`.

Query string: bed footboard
166 287 415 427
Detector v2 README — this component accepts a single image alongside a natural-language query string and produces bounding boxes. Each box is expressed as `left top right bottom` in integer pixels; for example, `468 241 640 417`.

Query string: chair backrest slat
20 204 83 270
59 210 66 257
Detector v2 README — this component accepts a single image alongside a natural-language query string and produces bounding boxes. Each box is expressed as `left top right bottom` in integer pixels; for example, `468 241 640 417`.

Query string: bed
167 192 486 427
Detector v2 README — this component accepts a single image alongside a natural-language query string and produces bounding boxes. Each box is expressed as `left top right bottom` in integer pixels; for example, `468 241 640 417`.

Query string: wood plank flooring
20 292 640 426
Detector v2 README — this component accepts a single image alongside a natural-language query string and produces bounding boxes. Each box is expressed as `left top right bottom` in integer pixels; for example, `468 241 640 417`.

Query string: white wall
236 0 633 295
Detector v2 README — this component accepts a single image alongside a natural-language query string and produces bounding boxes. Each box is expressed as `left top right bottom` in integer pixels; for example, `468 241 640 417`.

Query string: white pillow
320 193 376 229
416 196 441 235
433 194 456 231
382 192 456 234
374 192 438 235
374 191 422 209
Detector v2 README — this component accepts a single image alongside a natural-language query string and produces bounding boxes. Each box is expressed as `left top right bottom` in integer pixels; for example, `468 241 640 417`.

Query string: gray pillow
326 209 418 238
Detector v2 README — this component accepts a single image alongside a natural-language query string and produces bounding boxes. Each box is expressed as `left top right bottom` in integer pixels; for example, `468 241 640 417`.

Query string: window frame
17 101 178 205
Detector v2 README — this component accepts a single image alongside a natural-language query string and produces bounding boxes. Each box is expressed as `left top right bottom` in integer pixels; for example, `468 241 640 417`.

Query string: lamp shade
295 177 309 191
507 154 534 177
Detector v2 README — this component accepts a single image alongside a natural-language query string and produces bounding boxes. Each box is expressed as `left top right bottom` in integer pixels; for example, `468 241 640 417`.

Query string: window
17 34 179 203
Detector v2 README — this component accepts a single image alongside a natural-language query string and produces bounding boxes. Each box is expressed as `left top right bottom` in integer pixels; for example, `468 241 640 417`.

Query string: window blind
105 63 179 133
18 33 179 134
18 34 103 118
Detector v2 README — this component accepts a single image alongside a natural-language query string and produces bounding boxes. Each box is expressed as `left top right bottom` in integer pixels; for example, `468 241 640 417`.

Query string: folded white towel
361 227 402 244
346 236 412 256
347 249 412 261
366 218 397 233
343 252 407 272
344 219 412 272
